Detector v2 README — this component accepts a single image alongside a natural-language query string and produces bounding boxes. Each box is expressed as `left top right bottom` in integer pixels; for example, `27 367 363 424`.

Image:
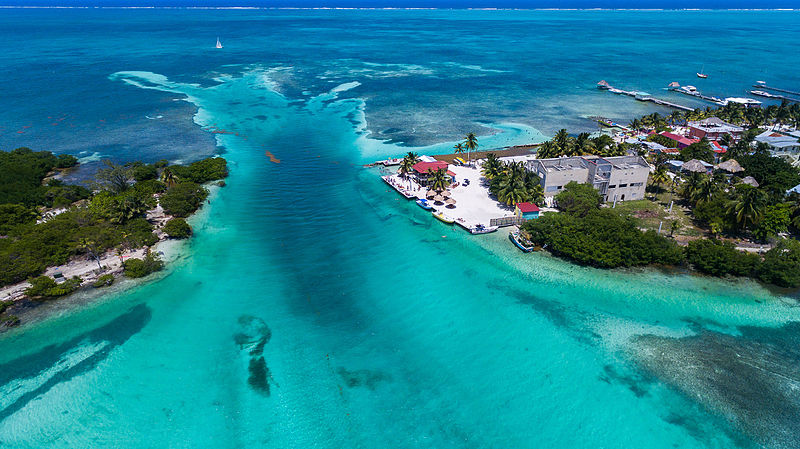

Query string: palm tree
111 195 147 224
650 166 669 193
668 111 683 127
159 167 178 188
692 176 721 205
629 118 642 132
592 134 616 156
681 172 704 201
494 169 528 206
398 152 419 180
553 129 573 156
575 133 595 155
728 185 766 231
481 153 502 180
453 142 465 158
791 201 800 230
428 167 449 191
537 140 558 159
464 133 479 165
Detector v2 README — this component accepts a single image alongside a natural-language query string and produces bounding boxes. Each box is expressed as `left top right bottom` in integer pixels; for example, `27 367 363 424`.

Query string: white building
755 130 800 155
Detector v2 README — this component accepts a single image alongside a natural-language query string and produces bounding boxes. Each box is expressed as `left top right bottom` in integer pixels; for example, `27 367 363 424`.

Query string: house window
619 183 628 188
631 182 644 187
546 186 559 192
609 185 616 189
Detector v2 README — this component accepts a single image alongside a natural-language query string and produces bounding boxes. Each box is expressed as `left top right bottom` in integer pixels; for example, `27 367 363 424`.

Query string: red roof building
409 160 454 185
516 202 540 213
660 132 698 149
412 160 449 174
515 202 540 219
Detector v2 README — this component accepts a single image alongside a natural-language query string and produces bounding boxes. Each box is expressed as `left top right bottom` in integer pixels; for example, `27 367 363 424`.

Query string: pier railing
490 216 526 227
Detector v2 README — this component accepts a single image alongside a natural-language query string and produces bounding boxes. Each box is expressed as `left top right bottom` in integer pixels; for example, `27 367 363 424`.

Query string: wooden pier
598 81 695 112
754 83 800 98
381 175 418 199
668 84 724 105
750 89 800 104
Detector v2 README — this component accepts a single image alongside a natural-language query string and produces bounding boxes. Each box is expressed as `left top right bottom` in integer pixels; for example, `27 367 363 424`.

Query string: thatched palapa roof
682 159 708 173
740 176 759 187
717 159 744 173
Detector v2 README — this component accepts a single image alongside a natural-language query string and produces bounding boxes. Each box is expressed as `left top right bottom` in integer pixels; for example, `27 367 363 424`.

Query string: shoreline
0 183 221 332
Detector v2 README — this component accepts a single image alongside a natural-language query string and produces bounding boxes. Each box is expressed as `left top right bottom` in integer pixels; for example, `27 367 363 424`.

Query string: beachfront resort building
411 160 455 186
687 117 744 142
527 155 650 202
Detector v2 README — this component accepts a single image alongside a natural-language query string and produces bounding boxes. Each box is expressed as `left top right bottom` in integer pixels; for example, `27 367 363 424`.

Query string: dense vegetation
123 251 164 278
522 183 684 268
685 238 800 288
163 218 192 239
536 129 629 159
627 105 800 288
0 148 227 289
0 147 81 207
481 153 544 206
25 275 82 299
634 101 800 131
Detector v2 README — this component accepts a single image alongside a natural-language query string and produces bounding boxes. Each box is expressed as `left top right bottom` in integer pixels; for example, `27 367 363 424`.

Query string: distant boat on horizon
216 37 223 49
697 64 708 79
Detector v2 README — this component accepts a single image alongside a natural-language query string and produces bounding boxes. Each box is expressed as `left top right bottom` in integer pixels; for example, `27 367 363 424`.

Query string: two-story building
687 117 744 142
527 155 650 203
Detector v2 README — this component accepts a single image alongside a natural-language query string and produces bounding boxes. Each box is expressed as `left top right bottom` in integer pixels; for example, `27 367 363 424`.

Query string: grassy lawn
608 193 704 238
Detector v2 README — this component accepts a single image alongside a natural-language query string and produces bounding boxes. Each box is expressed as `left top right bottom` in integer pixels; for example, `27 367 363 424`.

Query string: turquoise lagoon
1 9 800 448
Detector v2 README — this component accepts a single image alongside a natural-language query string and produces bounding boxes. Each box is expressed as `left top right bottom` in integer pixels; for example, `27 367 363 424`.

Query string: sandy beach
0 204 173 304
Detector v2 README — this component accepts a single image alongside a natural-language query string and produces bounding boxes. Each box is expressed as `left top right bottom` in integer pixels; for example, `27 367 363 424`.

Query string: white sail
216 37 223 49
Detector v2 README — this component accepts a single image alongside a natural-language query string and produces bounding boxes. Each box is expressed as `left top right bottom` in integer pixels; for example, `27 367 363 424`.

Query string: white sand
1 205 174 303
383 161 553 230
436 165 515 229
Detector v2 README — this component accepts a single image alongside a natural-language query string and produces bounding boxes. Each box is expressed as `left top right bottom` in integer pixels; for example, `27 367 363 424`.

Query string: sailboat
215 37 223 49
696 64 708 79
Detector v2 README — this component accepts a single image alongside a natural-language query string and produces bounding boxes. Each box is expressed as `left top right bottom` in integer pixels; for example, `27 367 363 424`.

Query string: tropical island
0 147 228 328
380 101 800 290
516 102 800 288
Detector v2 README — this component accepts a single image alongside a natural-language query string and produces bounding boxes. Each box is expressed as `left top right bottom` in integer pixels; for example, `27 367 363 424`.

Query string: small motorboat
509 231 534 253
416 199 433 210
470 224 498 235
432 211 455 224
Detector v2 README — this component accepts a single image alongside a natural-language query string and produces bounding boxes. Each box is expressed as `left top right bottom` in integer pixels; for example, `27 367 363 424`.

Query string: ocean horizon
1 8 800 448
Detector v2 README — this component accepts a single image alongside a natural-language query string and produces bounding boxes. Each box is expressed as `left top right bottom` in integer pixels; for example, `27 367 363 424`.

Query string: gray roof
687 117 744 134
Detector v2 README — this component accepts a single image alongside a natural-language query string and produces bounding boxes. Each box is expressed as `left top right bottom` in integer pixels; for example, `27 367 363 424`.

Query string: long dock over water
754 83 800 98
668 83 724 105
597 80 694 112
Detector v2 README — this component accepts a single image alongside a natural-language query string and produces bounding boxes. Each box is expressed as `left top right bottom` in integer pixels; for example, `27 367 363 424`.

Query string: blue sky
2 0 798 8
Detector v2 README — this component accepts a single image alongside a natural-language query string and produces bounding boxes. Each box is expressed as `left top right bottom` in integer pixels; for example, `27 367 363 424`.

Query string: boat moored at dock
432 211 455 224
416 198 434 210
469 224 498 235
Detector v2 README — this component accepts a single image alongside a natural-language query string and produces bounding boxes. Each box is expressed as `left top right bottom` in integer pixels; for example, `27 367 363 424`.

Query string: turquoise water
2 9 800 448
